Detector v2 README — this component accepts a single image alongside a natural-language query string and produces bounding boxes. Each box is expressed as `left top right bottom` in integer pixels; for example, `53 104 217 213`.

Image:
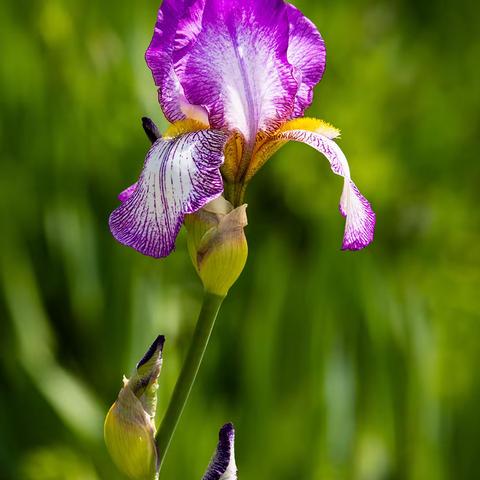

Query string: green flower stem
155 291 225 474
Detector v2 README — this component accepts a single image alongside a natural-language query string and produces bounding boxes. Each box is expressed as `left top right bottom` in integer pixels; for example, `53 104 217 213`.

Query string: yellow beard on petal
244 117 341 183
276 117 341 139
163 118 210 139
162 117 341 206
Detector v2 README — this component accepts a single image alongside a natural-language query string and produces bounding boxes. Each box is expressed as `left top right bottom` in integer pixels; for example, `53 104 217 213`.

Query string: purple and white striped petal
286 4 326 117
202 423 237 480
176 0 298 144
109 130 229 258
276 129 375 250
145 0 209 124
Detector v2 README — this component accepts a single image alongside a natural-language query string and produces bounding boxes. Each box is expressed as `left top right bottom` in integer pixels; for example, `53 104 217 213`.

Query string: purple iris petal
109 130 229 258
202 423 237 480
145 0 209 123
148 0 329 142
178 0 298 143
276 129 376 250
146 0 327 139
286 4 326 117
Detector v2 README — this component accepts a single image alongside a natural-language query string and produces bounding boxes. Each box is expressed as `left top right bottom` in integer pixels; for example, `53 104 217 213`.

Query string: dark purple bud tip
202 423 236 480
142 117 161 144
216 423 235 468
137 335 165 369
219 423 235 442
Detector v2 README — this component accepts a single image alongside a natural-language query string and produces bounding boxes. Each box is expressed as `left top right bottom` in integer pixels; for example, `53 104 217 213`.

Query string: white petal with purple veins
275 129 375 250
109 130 229 258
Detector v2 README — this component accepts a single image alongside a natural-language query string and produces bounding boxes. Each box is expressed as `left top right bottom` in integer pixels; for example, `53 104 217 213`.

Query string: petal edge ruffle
145 0 209 124
286 4 326 117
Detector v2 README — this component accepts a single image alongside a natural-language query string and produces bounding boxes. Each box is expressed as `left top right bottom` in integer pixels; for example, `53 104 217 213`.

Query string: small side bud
104 388 158 480
185 197 248 297
142 117 161 144
104 336 165 479
202 423 237 480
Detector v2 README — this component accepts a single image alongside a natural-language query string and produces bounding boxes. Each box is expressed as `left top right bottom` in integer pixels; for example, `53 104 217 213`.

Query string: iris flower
110 0 375 258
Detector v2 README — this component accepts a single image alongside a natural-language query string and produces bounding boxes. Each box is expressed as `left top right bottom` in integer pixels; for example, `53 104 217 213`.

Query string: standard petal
109 130 229 258
145 0 209 124
273 128 375 250
202 423 237 480
177 0 298 144
286 4 326 117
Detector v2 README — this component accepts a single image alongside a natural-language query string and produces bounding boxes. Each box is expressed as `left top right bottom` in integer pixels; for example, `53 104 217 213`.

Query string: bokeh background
1 0 479 478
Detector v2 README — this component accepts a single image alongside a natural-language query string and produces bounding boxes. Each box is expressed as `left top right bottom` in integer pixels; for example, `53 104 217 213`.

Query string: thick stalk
155 292 225 473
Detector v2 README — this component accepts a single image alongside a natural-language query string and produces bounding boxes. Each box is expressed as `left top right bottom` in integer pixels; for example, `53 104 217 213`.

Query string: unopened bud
142 117 161 144
104 336 164 479
202 423 237 480
185 197 248 297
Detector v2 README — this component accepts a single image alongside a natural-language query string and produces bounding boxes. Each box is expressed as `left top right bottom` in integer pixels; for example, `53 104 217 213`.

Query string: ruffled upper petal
109 130 229 258
145 0 209 124
202 423 237 480
274 127 375 250
286 4 326 117
146 1 327 133
176 0 298 143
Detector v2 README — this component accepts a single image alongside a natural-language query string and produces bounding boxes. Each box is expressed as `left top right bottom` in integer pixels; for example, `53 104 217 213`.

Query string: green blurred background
1 0 479 478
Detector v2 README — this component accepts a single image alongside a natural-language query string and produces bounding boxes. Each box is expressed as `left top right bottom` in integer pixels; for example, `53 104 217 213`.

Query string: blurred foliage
0 0 479 479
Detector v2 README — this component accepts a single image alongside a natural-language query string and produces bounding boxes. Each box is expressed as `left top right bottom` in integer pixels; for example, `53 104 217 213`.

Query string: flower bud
202 423 237 480
104 336 164 479
185 197 248 297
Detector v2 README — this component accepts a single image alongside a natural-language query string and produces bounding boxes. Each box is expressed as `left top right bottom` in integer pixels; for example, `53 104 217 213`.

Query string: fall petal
273 127 375 250
109 130 229 258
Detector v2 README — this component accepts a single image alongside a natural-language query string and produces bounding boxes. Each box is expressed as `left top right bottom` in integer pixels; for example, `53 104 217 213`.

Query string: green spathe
185 197 248 296
104 337 164 479
104 387 157 480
